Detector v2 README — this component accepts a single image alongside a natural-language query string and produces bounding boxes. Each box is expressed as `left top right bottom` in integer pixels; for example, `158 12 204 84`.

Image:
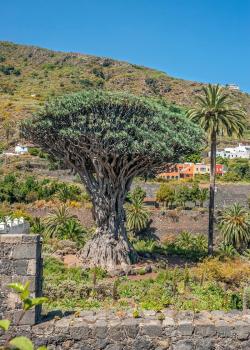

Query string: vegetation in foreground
43 253 250 313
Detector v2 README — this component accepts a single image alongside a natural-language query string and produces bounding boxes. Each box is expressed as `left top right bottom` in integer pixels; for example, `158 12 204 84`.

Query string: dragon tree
21 90 202 270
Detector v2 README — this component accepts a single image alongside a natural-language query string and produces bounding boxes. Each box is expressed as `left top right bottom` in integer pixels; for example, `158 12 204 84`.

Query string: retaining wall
3 309 250 350
0 233 42 325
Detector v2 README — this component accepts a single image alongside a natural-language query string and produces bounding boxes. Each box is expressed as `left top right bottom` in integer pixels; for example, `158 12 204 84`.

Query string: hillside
0 41 250 147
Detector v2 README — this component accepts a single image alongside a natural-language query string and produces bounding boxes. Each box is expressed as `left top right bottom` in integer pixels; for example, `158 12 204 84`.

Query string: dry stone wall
0 233 42 325
2 309 250 350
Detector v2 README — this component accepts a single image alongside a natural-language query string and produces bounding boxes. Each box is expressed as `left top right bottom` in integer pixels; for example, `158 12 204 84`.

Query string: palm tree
218 203 250 249
58 218 86 246
44 204 76 238
198 188 209 208
126 197 149 236
186 84 246 254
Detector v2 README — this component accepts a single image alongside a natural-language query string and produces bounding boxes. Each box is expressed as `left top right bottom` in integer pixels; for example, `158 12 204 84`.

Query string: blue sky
1 0 250 92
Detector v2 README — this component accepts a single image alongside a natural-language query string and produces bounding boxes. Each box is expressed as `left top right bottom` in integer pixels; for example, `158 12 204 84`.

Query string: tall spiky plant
218 203 250 249
126 197 149 236
186 84 246 254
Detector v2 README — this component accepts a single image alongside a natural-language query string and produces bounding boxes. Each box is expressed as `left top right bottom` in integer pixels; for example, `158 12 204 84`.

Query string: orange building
158 163 224 180
158 163 195 180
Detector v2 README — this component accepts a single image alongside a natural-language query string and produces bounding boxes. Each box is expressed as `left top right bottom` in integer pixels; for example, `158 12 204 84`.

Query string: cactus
243 285 250 312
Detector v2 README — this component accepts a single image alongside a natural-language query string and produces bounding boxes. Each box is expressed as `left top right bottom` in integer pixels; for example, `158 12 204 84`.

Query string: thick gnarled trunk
80 184 138 271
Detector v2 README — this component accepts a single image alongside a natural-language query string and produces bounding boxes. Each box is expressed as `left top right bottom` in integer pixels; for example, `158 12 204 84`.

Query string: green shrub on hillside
0 64 21 75
0 174 83 204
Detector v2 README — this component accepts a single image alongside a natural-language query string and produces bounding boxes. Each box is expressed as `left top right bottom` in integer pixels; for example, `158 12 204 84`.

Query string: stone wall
0 234 42 325
1 234 250 349
2 310 249 350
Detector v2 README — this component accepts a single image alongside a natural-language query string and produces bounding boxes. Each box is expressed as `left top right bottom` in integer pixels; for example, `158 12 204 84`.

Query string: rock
63 254 82 267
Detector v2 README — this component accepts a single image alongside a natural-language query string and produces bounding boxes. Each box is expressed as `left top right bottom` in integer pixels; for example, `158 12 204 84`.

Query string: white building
0 217 30 234
215 144 250 159
15 144 28 155
225 84 240 91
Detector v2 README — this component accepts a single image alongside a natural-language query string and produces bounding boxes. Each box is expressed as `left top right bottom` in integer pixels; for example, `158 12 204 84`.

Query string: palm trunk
208 131 216 255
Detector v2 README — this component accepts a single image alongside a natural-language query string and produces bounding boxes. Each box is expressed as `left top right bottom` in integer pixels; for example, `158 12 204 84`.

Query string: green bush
164 231 207 261
43 205 86 244
28 147 40 156
0 174 84 204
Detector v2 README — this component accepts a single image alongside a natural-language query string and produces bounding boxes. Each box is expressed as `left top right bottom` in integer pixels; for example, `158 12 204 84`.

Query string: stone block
156 339 170 350
69 322 90 340
215 320 233 337
195 324 216 337
22 235 40 243
195 339 213 350
27 259 37 276
0 234 23 244
12 244 37 259
0 245 13 258
122 318 139 338
132 336 154 350
235 323 250 340
172 340 194 350
141 320 163 337
13 259 28 275
178 323 194 336
0 259 13 274
6 309 37 325
109 323 126 341
162 317 175 326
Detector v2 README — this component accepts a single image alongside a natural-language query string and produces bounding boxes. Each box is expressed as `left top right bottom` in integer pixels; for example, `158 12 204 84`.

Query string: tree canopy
21 90 203 176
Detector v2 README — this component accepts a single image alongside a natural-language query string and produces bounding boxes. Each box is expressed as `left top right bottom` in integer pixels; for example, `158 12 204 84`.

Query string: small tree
190 182 200 207
156 183 175 208
198 188 209 208
21 90 202 270
175 185 192 209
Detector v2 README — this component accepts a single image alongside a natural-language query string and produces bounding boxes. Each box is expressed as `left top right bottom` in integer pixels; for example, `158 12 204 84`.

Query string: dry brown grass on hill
0 41 249 147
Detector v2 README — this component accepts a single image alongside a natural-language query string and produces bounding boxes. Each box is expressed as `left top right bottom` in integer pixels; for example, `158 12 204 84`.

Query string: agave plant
126 197 149 236
218 242 238 258
57 218 86 246
218 203 250 249
30 217 45 234
43 205 77 238
176 231 193 248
